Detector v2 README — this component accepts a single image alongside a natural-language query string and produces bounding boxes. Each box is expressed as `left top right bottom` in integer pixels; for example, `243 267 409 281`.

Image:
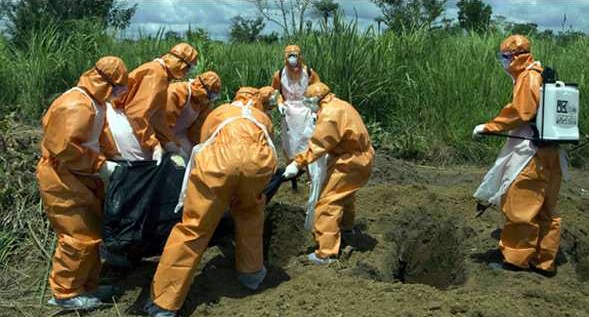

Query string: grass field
1 21 587 163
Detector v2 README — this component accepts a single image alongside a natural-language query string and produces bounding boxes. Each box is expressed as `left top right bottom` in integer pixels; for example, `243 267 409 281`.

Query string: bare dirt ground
2 148 589 317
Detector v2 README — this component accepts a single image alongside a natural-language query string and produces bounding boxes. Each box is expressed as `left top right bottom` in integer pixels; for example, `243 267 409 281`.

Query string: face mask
208 92 220 102
111 85 128 98
498 52 513 70
303 96 320 112
501 57 512 70
287 55 298 67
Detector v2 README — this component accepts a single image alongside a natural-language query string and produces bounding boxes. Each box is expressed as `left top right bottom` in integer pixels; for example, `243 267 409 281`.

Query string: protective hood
162 43 198 79
190 71 221 105
77 56 128 104
234 87 263 111
283 44 306 73
257 86 277 111
305 82 330 100
506 53 536 79
500 35 534 80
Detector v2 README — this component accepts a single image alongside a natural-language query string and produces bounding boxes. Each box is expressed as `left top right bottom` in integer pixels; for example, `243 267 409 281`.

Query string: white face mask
303 96 320 112
287 55 298 67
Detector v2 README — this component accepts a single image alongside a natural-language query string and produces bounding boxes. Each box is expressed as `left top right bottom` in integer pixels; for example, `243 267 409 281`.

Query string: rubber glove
152 144 163 165
278 103 286 116
472 124 487 139
283 161 299 179
98 161 119 183
170 154 186 168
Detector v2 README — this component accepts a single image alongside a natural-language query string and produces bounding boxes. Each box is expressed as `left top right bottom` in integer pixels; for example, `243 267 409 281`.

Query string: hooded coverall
271 45 320 105
36 56 128 299
151 91 277 311
105 43 198 157
481 35 562 272
163 71 220 154
294 93 374 259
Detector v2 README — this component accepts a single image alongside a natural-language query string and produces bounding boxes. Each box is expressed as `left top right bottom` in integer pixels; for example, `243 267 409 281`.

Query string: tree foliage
509 22 539 36
312 0 339 25
372 0 447 33
457 0 492 33
230 15 271 43
0 0 136 47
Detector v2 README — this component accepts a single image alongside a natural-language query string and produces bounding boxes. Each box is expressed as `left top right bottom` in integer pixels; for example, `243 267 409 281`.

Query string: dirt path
2 150 589 317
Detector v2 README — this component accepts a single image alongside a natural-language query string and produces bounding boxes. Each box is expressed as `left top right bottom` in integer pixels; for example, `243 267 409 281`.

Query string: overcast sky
123 0 589 40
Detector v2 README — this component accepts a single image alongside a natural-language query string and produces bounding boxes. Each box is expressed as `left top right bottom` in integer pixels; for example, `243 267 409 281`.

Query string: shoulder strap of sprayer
528 68 543 143
536 66 557 145
485 66 558 144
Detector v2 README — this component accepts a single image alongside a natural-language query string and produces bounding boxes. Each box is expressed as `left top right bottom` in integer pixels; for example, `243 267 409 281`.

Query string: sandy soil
2 149 589 317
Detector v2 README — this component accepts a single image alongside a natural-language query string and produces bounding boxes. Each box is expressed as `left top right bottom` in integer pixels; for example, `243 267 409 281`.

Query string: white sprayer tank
535 81 580 143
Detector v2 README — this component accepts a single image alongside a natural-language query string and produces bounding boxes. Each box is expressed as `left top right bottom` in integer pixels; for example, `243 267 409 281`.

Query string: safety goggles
168 51 195 70
198 76 219 101
94 66 127 92
497 50 529 60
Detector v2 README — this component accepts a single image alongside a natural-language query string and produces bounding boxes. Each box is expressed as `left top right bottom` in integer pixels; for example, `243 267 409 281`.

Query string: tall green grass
1 20 587 165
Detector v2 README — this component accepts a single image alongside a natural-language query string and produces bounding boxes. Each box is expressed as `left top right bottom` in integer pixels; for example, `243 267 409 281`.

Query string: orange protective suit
151 87 277 311
483 35 562 272
106 43 198 156
294 83 374 259
163 71 221 154
271 44 320 105
36 56 128 299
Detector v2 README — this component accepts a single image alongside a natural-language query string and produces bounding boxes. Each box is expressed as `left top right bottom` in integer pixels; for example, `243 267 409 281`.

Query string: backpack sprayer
476 67 584 217
482 67 584 148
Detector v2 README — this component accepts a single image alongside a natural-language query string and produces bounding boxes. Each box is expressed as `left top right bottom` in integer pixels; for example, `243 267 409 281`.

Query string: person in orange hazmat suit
282 82 375 265
472 34 565 276
37 56 129 310
144 86 279 316
162 71 221 157
104 43 198 163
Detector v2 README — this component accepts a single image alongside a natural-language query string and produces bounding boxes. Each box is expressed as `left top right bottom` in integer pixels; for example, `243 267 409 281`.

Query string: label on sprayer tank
555 99 577 127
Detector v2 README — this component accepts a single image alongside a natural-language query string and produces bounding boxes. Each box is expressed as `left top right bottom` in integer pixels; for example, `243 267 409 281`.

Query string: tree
258 31 280 43
186 24 211 42
1 0 136 46
249 0 311 37
457 0 492 33
312 0 339 25
229 15 266 43
509 22 538 36
372 0 447 33
165 30 182 41
375 16 386 34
